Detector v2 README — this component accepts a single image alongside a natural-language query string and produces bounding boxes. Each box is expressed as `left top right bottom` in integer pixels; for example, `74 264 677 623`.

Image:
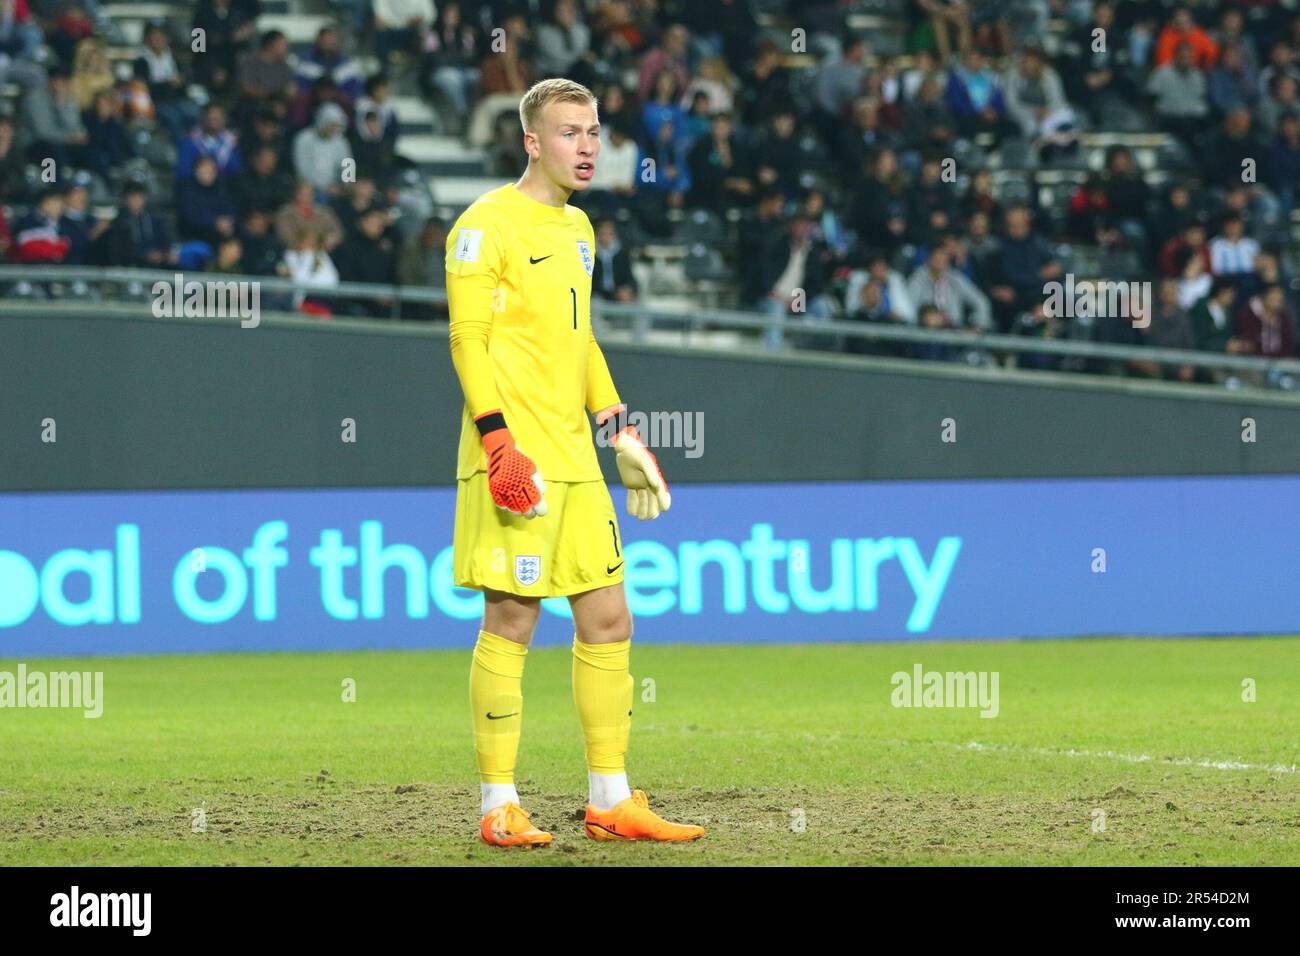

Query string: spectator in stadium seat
987 205 1060 333
19 66 88 170
583 120 637 220
373 0 435 67
904 73 959 153
237 29 297 120
1012 299 1066 371
911 303 961 363
280 224 339 316
737 40 792 130
907 244 992 333
759 214 833 350
1234 283 1297 359
1002 44 1077 162
592 218 637 303
682 56 736 116
192 0 260 97
336 177 382 239
945 48 1012 142
809 33 867 143
43 0 93 66
11 189 71 264
176 154 238 247
135 23 200 144
845 253 916 327
640 68 686 144
295 26 366 105
842 261 915 359
355 74 398 147
293 102 353 196
1208 42 1260 117
535 0 591 80
175 104 242 180
1200 105 1260 186
1209 213 1260 277
834 97 901 179
637 22 690 103
737 190 784 307
275 178 343 251
81 89 134 179
104 182 173 268
685 111 751 211
335 205 397 317
237 207 283 277
1154 6 1219 70
1148 43 1210 148
397 215 448 298
1158 218 1211 278
1259 73 1300 135
906 154 959 246
1257 40 1300 100
0 0 42 60
1212 7 1257 73
850 148 908 256
1190 276 1243 358
752 107 800 199
421 1 479 130
207 235 245 275
232 144 293 216
350 108 399 188
58 177 109 265
467 11 531 147
70 36 113 112
1140 278 1198 382
1265 111 1300 218
1100 146 1151 258
1066 1 1134 127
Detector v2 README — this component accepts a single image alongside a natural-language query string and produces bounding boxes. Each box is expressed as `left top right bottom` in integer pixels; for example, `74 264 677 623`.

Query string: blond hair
519 78 598 134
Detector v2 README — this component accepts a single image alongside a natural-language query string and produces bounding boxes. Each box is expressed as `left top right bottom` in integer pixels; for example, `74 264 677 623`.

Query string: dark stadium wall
5 307 1300 492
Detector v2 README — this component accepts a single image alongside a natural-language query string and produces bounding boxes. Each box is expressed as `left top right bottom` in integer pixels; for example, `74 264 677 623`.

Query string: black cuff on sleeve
475 411 508 436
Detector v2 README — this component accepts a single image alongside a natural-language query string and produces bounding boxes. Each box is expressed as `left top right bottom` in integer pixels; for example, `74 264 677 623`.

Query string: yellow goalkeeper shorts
453 472 626 598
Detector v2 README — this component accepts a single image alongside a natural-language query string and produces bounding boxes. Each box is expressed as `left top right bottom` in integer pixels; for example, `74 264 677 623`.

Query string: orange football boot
480 802 553 847
583 789 705 842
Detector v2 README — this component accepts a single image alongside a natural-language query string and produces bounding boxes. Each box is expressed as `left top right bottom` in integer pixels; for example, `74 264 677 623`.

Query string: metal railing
4 264 1300 387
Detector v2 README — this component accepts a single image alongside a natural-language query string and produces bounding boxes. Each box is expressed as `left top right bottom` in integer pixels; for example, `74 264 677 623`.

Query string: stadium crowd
1 0 1299 383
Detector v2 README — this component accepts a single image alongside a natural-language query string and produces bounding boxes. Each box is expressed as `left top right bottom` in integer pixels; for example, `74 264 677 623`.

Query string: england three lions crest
515 555 542 586
577 240 593 277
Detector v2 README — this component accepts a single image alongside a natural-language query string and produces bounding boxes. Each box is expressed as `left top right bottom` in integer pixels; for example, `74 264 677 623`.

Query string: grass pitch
1 637 1297 866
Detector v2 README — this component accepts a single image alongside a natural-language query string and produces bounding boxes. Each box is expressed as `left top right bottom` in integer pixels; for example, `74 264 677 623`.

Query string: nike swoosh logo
529 255 552 264
606 561 624 574
485 711 519 720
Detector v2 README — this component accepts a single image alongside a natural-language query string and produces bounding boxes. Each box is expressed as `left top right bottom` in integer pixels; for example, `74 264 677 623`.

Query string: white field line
956 740 1299 774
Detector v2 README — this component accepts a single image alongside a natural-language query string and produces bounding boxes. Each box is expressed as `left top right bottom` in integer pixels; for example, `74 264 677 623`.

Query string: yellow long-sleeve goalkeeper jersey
445 182 621 482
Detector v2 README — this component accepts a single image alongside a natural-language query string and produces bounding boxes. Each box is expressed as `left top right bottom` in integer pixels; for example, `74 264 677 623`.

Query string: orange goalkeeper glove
476 410 547 519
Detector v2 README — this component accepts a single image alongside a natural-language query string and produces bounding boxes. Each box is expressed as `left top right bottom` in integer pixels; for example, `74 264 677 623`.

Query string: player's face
531 100 600 192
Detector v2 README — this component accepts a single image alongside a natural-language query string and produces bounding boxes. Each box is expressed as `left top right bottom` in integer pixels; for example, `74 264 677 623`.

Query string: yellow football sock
469 629 527 784
572 636 633 774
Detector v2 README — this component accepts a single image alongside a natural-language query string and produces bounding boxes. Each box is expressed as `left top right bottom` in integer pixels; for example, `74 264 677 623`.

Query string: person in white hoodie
292 102 353 197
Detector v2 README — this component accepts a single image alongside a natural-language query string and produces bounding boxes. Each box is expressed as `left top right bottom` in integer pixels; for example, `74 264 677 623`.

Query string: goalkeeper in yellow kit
446 78 703 847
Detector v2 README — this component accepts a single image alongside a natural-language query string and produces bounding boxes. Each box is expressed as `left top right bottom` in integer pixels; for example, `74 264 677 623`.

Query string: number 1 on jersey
570 287 577 330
